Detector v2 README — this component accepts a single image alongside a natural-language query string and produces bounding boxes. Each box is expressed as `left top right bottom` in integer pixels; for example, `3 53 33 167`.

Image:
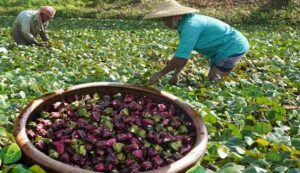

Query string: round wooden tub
14 82 208 173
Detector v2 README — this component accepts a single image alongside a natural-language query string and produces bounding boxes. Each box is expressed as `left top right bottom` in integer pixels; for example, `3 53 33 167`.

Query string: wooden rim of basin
14 82 208 173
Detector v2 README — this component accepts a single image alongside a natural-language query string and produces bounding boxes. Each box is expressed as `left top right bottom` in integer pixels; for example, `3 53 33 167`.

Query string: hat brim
143 8 198 20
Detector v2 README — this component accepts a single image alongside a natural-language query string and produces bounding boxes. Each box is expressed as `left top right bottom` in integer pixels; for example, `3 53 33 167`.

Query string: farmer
144 0 250 84
12 6 56 47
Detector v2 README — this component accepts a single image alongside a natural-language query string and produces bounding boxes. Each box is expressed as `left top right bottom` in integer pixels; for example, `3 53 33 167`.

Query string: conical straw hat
143 0 198 20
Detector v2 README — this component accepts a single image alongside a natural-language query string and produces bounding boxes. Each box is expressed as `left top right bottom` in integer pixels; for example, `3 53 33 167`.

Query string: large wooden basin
14 82 208 173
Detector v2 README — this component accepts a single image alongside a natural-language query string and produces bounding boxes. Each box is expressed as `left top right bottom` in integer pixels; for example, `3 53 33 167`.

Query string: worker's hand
42 41 52 48
46 40 52 46
168 74 179 85
37 42 51 48
149 72 162 85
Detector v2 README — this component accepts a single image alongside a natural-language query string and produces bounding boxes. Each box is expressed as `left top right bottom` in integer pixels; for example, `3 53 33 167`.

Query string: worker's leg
12 27 29 45
208 54 244 81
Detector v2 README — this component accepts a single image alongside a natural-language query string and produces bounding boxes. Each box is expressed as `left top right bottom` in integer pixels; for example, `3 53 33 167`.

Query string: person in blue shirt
144 0 250 85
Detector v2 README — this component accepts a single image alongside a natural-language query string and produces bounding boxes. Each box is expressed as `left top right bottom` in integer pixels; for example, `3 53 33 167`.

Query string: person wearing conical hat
12 6 56 47
145 0 250 84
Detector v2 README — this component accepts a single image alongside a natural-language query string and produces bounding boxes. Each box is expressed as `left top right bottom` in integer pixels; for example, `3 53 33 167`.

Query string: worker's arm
149 57 187 85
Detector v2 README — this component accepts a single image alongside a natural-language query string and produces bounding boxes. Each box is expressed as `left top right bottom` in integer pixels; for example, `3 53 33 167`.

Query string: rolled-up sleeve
174 23 203 59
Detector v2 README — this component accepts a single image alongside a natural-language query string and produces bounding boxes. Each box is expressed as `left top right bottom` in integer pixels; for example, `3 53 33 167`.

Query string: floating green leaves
0 16 300 173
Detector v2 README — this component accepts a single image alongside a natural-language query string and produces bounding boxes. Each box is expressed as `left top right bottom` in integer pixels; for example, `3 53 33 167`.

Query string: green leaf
170 141 182 151
218 163 242 173
274 166 288 173
256 97 269 104
28 165 46 173
117 153 126 161
78 145 86 156
2 143 22 164
0 94 9 109
267 131 290 144
0 147 4 158
203 113 218 124
241 156 256 165
218 166 241 173
0 114 9 127
244 166 267 173
186 165 206 173
207 144 218 157
217 145 230 159
226 137 242 147
287 168 300 173
113 143 125 153
0 127 7 137
235 146 245 155
253 123 272 134
1 164 15 173
244 136 254 146
228 124 241 137
19 91 26 99
230 152 243 162
10 164 30 173
266 151 281 162
252 159 269 168
291 138 300 150
256 138 269 147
